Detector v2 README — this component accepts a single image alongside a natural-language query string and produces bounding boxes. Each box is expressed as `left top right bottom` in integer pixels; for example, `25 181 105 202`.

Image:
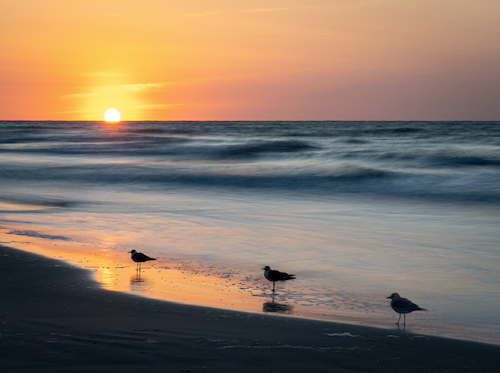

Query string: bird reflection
263 294 294 315
130 273 152 292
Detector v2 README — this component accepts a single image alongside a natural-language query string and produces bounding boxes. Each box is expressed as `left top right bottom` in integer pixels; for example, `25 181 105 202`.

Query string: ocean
1 120 499 343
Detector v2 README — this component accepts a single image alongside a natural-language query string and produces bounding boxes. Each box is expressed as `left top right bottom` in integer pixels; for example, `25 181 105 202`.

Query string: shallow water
1 121 499 343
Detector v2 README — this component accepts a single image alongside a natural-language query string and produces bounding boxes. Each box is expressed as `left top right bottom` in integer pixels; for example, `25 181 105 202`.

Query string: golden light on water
104 109 121 122
0 227 258 311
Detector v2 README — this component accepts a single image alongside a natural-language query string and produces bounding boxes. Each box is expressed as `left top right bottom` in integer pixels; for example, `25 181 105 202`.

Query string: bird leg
272 282 276 292
396 314 402 325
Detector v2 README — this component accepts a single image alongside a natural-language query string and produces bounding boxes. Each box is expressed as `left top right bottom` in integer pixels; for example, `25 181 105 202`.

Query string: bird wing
393 297 421 312
133 252 155 262
268 270 294 281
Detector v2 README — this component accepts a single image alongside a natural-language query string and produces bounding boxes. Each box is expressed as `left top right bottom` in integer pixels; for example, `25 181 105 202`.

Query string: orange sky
1 0 499 120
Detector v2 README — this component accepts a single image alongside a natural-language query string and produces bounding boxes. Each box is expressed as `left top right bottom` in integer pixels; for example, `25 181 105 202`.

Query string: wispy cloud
243 6 315 13
184 11 226 18
81 71 124 78
61 92 95 99
57 109 86 113
61 82 172 99
122 83 167 92
184 5 320 17
136 104 182 110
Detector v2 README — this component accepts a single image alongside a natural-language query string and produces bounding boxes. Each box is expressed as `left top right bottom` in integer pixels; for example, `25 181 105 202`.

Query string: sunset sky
1 0 499 121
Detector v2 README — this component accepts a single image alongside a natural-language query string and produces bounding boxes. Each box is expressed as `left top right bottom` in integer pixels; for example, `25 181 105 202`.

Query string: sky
1 0 499 121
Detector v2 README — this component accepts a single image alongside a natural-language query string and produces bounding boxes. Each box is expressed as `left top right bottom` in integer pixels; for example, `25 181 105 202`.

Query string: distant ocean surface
1 121 500 343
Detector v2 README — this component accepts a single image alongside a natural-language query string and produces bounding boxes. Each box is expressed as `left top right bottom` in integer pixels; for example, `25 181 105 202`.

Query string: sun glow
104 109 121 122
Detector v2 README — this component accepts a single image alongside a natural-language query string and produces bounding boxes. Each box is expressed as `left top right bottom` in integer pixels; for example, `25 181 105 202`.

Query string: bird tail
417 307 427 311
288 275 296 280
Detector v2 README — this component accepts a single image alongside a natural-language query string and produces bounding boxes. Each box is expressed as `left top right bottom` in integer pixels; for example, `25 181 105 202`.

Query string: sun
104 109 121 122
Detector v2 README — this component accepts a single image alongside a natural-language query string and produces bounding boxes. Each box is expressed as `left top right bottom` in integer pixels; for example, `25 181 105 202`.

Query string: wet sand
1 245 499 372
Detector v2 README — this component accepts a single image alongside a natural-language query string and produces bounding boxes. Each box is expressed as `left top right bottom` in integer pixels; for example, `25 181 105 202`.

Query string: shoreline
2 233 498 345
1 244 499 372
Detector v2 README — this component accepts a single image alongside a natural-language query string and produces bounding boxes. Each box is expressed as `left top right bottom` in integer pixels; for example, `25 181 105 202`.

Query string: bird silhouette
129 250 156 271
387 293 427 327
262 266 296 292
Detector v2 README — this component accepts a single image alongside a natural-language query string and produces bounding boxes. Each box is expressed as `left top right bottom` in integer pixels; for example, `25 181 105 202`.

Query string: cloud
184 11 226 17
61 82 172 100
122 83 167 92
81 71 124 78
136 104 182 110
243 7 311 13
57 109 87 114
184 5 321 17
61 92 95 99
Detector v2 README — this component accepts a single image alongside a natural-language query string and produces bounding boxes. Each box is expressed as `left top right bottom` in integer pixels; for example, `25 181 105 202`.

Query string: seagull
262 266 296 292
387 293 427 326
129 250 156 271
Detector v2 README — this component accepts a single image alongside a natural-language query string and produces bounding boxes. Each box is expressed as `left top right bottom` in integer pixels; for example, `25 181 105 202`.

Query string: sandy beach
1 245 499 372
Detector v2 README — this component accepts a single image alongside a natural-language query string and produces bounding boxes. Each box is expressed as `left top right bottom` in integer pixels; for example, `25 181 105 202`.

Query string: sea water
1 121 499 343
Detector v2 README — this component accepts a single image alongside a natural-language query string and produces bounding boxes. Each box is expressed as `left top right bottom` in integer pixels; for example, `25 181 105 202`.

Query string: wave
213 140 317 160
7 230 72 241
2 160 498 204
0 137 318 160
342 150 500 169
426 155 500 168
1 121 499 206
0 194 79 209
357 127 424 135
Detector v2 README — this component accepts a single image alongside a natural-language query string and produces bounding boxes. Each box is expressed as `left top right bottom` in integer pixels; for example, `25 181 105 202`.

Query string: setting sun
104 109 121 122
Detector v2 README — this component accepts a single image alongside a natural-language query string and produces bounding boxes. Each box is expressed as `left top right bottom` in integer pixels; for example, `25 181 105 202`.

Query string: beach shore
1 244 499 372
